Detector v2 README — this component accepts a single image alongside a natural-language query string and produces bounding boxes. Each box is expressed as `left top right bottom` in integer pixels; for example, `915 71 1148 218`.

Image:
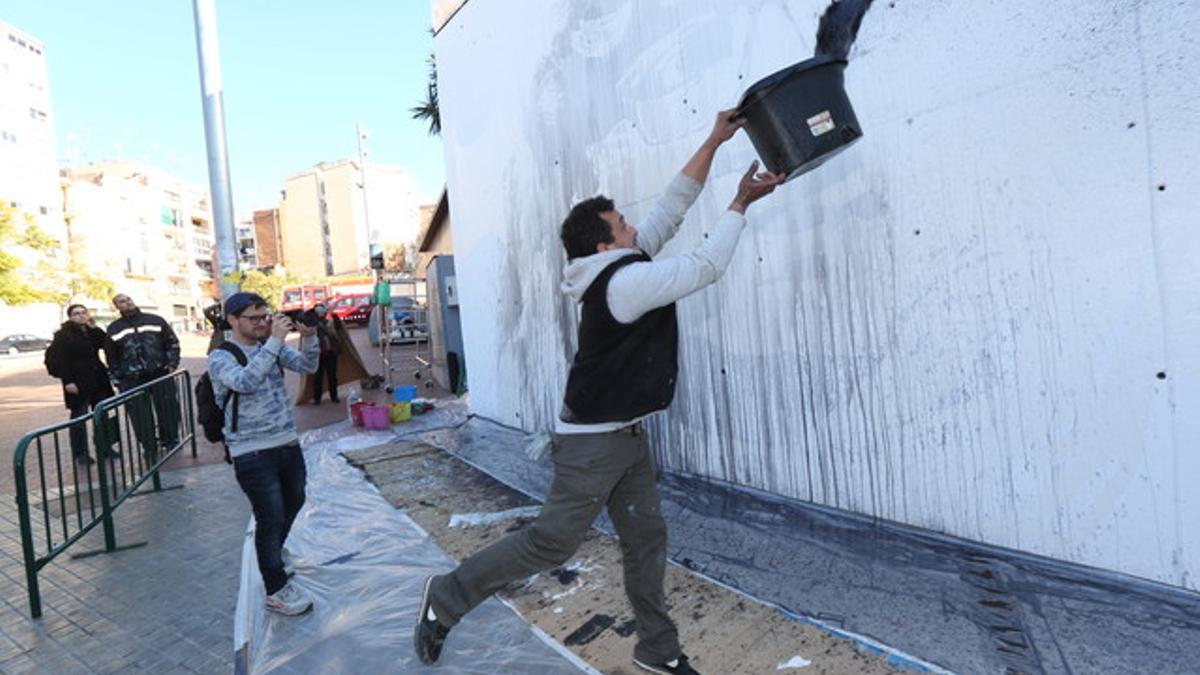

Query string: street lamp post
191 0 240 303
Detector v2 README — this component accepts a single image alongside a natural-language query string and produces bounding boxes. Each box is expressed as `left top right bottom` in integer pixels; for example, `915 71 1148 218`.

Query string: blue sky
3 1 445 212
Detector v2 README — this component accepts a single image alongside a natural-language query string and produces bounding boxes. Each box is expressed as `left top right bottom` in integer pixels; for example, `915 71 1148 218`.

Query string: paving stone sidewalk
0 464 247 674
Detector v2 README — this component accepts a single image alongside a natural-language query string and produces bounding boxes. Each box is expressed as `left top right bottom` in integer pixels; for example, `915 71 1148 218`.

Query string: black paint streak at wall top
815 0 876 60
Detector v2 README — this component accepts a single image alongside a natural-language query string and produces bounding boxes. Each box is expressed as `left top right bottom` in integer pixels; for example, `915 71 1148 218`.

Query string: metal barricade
12 369 197 618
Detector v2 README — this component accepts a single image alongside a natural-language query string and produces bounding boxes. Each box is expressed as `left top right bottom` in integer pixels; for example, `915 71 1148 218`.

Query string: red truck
279 284 331 313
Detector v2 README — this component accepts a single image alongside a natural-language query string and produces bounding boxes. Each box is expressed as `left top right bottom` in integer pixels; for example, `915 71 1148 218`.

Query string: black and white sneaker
414 576 451 664
634 653 701 674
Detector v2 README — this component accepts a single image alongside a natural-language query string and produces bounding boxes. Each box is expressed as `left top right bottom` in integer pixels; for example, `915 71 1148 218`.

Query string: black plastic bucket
736 55 862 180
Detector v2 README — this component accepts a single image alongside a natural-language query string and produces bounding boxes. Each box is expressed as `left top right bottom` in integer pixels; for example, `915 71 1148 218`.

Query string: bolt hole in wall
1157 184 1166 191
1157 372 1167 380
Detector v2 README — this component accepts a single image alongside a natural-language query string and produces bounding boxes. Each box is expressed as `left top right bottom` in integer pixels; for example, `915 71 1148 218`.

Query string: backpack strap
216 342 249 433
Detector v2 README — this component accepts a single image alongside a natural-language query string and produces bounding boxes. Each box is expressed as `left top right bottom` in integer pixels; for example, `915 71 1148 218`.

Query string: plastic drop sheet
232 402 596 674
424 416 1200 675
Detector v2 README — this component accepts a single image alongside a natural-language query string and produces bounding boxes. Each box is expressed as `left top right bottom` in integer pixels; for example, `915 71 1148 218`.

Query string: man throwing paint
414 110 782 674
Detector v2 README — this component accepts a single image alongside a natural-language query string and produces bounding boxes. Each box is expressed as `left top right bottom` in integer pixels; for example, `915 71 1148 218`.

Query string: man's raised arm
635 110 746 256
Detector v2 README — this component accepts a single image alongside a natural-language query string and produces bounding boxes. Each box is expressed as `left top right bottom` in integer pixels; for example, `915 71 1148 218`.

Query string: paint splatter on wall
434 0 1200 591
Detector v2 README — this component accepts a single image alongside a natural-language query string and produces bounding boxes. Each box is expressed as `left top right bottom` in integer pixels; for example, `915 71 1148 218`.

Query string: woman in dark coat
44 304 115 464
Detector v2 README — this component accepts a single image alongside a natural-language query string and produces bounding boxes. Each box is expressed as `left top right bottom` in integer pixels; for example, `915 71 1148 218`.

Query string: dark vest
561 253 679 423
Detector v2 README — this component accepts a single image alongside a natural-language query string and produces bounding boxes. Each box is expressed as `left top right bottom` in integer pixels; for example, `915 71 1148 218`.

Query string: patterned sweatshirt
208 335 319 457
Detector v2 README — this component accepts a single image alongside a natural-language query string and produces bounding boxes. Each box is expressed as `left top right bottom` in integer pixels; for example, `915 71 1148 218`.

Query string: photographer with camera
208 292 320 615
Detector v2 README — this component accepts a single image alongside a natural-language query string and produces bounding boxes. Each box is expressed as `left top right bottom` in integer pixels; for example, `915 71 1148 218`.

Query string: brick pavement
0 328 449 674
0 464 246 674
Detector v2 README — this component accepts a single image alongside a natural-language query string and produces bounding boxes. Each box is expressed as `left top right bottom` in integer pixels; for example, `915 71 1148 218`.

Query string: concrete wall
280 171 325 277
281 161 421 277
252 208 283 267
434 0 1200 590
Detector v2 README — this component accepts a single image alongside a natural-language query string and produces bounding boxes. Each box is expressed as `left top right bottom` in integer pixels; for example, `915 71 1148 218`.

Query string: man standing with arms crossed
209 292 319 615
414 111 782 674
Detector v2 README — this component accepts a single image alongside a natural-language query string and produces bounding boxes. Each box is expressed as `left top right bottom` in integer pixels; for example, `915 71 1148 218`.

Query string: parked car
388 297 428 344
1 334 51 355
328 293 373 325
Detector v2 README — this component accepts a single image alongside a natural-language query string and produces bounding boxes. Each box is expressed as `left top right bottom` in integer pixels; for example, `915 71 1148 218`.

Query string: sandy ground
344 439 908 675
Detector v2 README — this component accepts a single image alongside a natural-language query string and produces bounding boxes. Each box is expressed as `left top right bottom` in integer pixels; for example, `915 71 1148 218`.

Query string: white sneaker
264 582 313 616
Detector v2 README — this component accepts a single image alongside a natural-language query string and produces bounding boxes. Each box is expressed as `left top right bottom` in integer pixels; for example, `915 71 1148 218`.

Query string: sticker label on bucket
807 110 835 137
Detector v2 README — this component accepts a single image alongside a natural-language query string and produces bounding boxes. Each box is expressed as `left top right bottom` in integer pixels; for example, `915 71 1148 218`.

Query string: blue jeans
233 444 307 595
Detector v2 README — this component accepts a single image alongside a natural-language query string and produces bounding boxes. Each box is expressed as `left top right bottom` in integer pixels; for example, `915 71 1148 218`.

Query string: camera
282 308 320 329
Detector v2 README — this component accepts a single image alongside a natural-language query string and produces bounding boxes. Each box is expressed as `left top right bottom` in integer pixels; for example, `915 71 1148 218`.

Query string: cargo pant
429 424 681 664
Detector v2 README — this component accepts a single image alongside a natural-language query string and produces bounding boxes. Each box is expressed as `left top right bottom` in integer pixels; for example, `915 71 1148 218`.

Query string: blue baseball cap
224 292 269 317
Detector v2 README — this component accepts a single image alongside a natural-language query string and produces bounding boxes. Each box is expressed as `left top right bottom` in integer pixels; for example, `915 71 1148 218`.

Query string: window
38 206 47 215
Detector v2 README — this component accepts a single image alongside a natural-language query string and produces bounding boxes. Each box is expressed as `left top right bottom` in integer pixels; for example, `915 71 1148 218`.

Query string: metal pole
357 123 387 371
92 408 118 553
192 0 240 302
13 438 43 618
356 122 373 271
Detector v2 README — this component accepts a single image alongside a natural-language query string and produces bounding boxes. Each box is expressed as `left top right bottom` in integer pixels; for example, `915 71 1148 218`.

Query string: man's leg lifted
415 430 637 663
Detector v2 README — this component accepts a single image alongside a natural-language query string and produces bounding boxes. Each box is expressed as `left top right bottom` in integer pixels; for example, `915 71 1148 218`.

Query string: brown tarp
294 319 372 404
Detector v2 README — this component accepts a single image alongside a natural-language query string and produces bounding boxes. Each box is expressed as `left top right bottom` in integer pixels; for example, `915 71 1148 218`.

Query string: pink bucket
361 404 391 430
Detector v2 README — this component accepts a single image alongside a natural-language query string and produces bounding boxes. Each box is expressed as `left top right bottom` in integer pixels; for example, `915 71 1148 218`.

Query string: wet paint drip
814 0 876 60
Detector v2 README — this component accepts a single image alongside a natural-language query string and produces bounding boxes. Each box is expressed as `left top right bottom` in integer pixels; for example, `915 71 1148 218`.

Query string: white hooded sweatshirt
557 172 750 434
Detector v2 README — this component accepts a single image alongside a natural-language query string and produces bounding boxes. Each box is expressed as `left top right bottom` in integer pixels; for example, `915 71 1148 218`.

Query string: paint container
736 55 863 181
362 404 391 430
390 401 412 423
393 385 418 403
350 401 371 427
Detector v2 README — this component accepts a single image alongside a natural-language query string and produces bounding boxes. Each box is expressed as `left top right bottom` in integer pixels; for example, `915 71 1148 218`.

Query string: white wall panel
435 0 1199 590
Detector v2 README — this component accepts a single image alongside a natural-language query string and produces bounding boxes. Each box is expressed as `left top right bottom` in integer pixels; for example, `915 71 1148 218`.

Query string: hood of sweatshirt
560 249 642 303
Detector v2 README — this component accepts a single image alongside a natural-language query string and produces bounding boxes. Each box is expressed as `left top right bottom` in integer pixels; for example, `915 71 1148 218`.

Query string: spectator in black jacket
44 304 115 464
105 294 182 457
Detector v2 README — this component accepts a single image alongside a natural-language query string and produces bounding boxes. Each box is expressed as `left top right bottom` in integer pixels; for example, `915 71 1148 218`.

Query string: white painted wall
435 0 1199 591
